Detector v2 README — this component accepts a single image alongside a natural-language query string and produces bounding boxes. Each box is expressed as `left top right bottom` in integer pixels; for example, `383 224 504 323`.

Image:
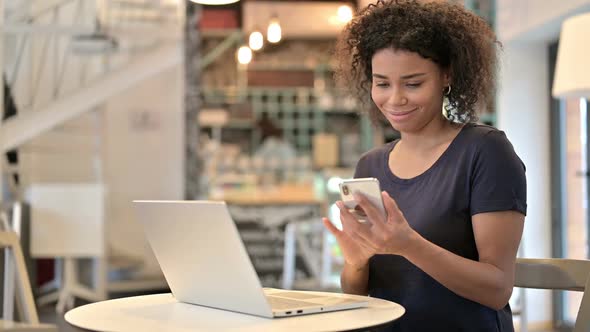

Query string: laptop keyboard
266 296 320 310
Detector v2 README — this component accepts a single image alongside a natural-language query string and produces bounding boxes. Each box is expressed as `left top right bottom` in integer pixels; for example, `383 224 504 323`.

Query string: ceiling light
189 0 240 5
249 31 264 51
267 17 282 43
237 45 253 65
337 5 353 24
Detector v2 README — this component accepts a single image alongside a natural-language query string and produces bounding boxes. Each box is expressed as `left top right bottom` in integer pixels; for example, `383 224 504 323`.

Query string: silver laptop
133 200 368 318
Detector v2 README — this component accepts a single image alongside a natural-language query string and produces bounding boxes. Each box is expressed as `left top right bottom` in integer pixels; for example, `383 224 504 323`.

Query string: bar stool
1 208 56 331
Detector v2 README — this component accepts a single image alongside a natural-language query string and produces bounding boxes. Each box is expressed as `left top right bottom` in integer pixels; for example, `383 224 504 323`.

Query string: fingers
322 217 341 237
336 201 380 250
336 201 363 230
352 192 386 227
382 191 403 222
323 217 376 253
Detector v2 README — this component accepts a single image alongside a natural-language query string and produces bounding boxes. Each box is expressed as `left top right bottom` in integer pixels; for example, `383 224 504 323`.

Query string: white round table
65 292 405 332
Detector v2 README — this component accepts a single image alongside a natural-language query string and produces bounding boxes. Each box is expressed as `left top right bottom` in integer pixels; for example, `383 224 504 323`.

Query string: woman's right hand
322 203 374 268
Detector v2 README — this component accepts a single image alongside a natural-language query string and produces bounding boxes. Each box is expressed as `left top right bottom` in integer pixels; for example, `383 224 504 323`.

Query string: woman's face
371 48 450 133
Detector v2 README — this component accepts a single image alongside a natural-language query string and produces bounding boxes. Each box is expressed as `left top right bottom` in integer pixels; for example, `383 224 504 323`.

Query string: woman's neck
398 117 461 153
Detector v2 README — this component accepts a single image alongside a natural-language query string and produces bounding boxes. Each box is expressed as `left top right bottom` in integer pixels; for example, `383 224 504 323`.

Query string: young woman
322 1 526 331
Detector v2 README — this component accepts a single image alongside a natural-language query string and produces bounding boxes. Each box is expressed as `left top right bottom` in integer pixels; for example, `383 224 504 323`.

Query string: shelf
200 87 498 155
225 119 254 129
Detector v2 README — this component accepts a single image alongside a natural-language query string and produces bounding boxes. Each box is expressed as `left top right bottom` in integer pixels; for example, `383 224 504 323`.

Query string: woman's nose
387 89 408 106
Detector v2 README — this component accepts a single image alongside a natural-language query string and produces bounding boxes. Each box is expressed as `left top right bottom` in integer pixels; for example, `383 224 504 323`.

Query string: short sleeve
353 146 383 179
354 154 369 179
470 131 527 216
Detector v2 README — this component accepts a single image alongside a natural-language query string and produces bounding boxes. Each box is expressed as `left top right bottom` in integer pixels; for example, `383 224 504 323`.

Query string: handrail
1 43 181 153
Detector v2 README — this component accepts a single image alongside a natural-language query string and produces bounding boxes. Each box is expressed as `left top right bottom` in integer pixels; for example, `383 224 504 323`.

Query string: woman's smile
385 108 419 121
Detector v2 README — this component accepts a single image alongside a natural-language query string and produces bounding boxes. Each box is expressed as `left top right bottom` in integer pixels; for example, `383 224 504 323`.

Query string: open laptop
133 200 368 318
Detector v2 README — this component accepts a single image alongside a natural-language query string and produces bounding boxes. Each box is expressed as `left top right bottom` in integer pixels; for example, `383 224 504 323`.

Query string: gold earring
443 85 452 96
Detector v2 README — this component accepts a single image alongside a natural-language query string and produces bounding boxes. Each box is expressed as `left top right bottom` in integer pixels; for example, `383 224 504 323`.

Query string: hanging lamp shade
237 45 253 65
249 30 264 51
189 0 240 5
552 12 590 99
267 17 282 43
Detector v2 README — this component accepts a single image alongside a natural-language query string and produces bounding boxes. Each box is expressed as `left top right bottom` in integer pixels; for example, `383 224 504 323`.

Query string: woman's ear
442 69 452 88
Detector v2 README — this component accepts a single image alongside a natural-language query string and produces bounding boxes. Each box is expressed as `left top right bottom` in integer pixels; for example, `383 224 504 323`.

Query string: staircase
2 0 184 311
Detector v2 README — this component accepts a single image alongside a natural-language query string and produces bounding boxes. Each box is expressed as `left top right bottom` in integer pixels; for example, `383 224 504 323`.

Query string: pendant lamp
553 12 590 99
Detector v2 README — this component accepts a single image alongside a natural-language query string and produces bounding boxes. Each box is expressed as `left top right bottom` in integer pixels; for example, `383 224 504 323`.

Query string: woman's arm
340 262 370 295
404 210 524 310
347 192 524 310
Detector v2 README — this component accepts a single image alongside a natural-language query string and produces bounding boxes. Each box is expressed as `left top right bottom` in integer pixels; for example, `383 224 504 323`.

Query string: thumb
322 217 342 238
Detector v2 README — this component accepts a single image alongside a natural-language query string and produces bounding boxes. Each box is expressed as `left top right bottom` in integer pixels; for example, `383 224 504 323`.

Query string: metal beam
0 43 181 153
200 30 242 70
3 24 93 35
9 0 74 22
4 24 181 40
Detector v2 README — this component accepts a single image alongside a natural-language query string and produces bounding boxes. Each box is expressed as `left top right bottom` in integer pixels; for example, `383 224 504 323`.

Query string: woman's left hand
337 191 419 256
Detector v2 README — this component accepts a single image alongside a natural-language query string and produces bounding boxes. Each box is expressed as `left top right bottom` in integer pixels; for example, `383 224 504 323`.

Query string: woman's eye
406 82 422 88
375 82 389 87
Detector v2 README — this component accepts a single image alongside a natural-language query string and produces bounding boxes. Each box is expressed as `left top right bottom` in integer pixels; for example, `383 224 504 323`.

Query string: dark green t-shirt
354 123 527 332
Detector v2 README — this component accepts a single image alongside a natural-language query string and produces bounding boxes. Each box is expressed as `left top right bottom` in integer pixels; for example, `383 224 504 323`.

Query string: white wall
104 65 184 272
496 0 590 328
497 43 552 325
496 0 590 42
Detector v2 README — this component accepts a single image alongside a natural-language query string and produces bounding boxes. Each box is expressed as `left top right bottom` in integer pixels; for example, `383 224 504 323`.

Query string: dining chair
515 258 590 332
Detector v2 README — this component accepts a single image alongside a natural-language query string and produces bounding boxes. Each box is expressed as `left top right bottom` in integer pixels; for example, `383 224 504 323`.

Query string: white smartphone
339 177 386 222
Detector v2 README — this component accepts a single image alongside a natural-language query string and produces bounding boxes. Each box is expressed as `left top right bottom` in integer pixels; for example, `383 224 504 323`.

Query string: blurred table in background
209 184 328 290
211 184 324 206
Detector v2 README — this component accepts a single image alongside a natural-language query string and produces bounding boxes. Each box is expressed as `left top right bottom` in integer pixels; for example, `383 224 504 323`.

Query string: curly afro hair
335 0 500 124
